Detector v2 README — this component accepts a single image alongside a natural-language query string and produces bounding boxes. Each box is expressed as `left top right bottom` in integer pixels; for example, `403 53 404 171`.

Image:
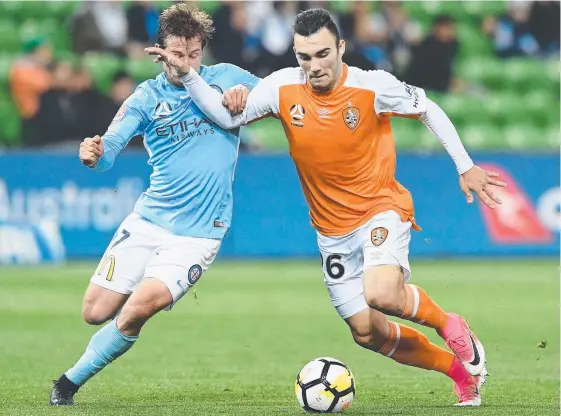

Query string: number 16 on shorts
320 253 346 280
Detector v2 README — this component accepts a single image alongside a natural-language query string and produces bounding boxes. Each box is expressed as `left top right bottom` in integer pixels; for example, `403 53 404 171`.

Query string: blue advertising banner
0 152 558 263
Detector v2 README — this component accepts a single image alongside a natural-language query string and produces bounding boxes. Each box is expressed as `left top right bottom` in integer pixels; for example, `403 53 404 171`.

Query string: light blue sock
65 319 138 386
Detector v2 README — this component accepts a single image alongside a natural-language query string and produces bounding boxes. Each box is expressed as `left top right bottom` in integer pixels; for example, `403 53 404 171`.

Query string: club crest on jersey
290 104 306 127
188 264 203 285
342 102 360 130
154 102 173 119
371 227 388 246
113 104 127 122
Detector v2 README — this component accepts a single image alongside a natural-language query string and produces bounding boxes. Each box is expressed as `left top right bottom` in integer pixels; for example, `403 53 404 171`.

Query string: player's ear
339 39 346 56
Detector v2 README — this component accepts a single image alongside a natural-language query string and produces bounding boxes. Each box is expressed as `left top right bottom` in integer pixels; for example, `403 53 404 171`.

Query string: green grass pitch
0 259 558 415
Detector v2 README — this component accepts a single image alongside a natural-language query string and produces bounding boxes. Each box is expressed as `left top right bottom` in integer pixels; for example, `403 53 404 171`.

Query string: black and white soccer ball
295 357 355 413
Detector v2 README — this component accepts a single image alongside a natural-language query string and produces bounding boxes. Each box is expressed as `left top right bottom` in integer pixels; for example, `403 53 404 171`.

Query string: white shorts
317 210 412 320
90 213 221 310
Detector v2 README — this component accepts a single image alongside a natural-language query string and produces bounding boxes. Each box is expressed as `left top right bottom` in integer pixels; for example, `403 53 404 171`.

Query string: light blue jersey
94 64 260 239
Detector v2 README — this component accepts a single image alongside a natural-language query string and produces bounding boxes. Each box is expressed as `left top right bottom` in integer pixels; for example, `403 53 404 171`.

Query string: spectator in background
127 1 160 44
482 1 540 58
33 66 137 149
9 37 53 145
70 0 128 57
370 1 422 74
211 1 249 69
34 61 81 147
528 0 560 57
71 66 110 140
127 1 161 58
346 2 392 71
252 1 301 74
405 14 459 92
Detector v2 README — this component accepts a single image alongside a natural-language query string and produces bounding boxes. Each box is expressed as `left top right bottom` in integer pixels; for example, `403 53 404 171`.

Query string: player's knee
117 283 171 334
363 266 406 315
82 304 112 326
351 327 374 349
350 326 387 351
364 292 402 315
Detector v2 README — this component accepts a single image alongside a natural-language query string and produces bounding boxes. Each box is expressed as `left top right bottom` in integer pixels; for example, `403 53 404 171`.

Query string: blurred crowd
8 0 560 149
10 43 136 148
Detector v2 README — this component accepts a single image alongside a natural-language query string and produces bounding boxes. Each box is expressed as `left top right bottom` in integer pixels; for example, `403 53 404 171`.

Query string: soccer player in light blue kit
49 3 259 405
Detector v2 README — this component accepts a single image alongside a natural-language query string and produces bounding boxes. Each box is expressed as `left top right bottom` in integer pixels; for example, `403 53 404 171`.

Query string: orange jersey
241 64 427 236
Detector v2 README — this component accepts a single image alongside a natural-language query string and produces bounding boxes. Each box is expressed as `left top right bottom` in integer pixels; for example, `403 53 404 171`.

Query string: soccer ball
295 357 355 413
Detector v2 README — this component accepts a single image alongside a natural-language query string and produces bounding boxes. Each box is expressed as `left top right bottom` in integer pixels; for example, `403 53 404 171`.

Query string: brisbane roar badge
342 101 360 130
371 227 388 246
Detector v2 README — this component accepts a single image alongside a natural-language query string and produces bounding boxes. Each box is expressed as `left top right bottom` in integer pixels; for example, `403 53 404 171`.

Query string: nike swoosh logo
468 334 480 366
90 360 104 370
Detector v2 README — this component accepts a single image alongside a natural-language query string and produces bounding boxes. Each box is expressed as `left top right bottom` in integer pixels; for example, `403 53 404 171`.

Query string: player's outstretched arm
181 69 275 130
419 98 507 208
80 94 147 172
181 70 246 129
368 70 507 208
145 45 274 129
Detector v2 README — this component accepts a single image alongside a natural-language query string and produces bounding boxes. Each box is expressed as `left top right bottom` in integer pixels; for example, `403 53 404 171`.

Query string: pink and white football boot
440 313 486 376
454 369 488 407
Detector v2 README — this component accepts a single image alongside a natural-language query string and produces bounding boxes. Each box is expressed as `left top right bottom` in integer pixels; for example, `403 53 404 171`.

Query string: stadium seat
82 54 125 93
457 24 493 59
391 117 423 150
0 2 25 21
459 124 505 150
462 1 508 18
244 118 288 151
0 54 14 88
0 20 22 53
126 59 161 84
45 1 80 20
195 1 222 15
523 91 560 127
544 127 560 148
502 124 541 149
439 94 492 126
0 100 21 146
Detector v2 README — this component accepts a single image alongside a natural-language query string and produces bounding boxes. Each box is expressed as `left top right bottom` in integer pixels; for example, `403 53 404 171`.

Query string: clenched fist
79 135 104 167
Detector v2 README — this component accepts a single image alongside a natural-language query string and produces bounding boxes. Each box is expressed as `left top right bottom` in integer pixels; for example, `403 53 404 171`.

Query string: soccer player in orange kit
146 8 507 407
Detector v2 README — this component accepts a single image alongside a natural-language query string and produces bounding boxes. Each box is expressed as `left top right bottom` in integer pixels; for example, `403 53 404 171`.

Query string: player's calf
50 279 173 405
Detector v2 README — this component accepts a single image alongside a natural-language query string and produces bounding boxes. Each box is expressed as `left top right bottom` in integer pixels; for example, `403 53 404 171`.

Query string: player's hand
222 85 249 115
79 135 104 167
460 165 507 209
144 44 190 77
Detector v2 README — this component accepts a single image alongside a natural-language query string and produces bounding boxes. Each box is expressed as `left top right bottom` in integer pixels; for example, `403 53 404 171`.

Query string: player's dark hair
292 9 341 46
157 2 215 49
